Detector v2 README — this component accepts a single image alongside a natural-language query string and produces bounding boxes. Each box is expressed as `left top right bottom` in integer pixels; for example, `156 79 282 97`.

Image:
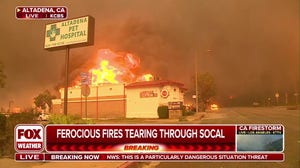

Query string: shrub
0 114 6 136
48 114 94 124
182 110 195 116
179 116 188 122
0 111 96 158
0 114 6 156
3 111 37 157
157 106 169 119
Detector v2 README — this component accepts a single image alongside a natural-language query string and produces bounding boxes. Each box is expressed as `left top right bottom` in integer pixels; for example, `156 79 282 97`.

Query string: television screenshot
0 1 299 168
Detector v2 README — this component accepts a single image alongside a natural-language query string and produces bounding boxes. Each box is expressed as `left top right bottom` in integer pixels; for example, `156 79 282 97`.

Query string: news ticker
15 153 284 161
15 124 284 161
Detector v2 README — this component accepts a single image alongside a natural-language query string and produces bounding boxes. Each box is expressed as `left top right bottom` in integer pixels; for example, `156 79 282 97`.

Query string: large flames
74 49 153 87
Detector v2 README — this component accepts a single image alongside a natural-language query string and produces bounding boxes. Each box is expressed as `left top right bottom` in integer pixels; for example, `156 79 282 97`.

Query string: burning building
54 80 185 118
52 49 186 118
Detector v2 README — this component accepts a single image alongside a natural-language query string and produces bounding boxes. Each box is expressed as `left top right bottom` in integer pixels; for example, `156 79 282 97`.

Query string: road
157 107 299 168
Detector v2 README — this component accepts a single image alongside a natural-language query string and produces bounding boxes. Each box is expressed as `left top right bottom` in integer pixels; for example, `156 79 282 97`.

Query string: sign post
80 72 91 119
44 16 94 115
63 46 69 115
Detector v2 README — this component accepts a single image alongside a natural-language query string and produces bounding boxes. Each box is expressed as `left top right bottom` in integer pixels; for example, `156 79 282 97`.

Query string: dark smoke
0 0 298 107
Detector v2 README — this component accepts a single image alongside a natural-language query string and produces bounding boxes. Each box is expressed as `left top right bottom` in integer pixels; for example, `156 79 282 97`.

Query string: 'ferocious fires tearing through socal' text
56 128 225 139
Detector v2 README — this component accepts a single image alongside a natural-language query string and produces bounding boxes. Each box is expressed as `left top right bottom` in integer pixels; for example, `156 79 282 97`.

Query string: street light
195 51 199 113
194 49 213 113
294 92 298 106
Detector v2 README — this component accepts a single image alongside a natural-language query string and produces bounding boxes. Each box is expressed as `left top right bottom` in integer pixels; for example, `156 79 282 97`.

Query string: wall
126 84 184 118
56 83 185 119
59 84 126 119
126 86 160 118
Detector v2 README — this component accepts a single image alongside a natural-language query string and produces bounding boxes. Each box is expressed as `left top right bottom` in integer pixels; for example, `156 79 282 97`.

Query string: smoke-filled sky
0 0 298 108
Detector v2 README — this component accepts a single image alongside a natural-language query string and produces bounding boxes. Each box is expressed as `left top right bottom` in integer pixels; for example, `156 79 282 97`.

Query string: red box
15 124 44 152
45 124 236 152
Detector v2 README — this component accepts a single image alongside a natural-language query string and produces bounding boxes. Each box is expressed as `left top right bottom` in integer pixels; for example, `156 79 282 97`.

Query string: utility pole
195 50 199 113
294 92 299 107
194 49 212 112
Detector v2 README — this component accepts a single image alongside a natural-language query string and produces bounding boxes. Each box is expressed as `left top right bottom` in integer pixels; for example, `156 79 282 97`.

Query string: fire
143 74 154 81
90 60 120 84
138 73 153 82
210 104 219 111
75 49 153 86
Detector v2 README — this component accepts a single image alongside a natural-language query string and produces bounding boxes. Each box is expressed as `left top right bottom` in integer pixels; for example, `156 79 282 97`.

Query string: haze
0 0 298 108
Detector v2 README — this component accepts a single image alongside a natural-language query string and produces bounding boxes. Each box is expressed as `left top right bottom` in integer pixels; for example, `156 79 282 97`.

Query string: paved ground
157 107 299 168
0 158 124 168
1 107 298 168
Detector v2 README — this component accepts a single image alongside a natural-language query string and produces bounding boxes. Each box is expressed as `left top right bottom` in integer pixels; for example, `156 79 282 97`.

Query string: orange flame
210 104 219 111
75 49 153 86
139 74 153 81
90 60 119 84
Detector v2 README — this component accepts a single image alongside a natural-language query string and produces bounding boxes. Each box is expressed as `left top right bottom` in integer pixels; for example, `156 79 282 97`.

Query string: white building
53 80 185 119
126 80 185 118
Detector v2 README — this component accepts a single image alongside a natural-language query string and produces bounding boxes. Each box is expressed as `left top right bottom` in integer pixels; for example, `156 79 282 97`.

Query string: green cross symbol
46 24 60 41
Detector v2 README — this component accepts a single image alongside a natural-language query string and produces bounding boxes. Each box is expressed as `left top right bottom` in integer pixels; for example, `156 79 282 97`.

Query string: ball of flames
75 49 153 87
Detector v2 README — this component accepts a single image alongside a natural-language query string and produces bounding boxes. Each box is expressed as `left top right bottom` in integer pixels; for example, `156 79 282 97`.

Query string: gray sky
0 0 298 108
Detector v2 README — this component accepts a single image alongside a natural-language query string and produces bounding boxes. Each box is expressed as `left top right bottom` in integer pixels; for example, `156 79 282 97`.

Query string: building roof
125 80 187 90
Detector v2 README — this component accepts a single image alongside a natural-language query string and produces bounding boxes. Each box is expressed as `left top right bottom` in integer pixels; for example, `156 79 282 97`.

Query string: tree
34 90 56 112
0 62 6 88
194 72 217 111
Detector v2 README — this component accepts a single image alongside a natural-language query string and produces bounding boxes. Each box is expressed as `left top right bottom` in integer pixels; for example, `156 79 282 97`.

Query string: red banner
15 6 67 20
15 153 284 161
45 125 235 152
15 153 44 161
14 124 285 162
